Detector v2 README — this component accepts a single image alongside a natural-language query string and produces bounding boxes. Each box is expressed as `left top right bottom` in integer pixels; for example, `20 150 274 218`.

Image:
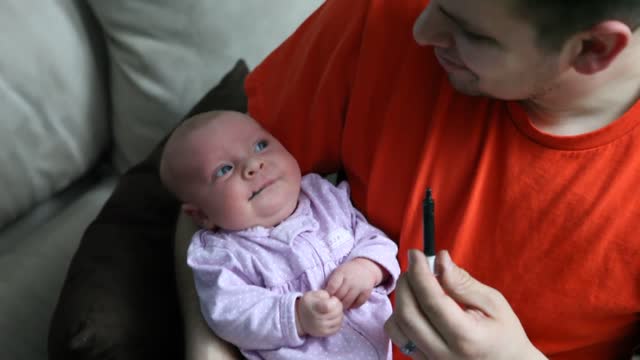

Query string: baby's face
183 112 301 230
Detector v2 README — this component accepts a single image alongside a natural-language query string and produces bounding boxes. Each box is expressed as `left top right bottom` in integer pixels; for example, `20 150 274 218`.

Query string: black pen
423 188 436 272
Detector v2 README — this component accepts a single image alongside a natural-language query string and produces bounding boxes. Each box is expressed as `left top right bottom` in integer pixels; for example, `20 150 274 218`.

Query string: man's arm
174 212 243 360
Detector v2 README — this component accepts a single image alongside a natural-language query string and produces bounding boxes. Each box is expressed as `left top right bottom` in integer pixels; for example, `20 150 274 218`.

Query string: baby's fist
296 290 343 337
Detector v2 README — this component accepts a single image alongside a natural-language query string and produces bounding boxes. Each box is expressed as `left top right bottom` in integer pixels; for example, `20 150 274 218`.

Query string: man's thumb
437 250 505 316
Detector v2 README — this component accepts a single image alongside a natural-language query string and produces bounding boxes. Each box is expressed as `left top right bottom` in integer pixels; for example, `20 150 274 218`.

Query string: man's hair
511 0 640 51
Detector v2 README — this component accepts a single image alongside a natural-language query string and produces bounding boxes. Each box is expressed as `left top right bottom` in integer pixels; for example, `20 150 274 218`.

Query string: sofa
0 1 322 359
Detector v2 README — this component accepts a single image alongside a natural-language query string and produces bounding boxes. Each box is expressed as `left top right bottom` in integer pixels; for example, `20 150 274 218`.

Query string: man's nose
243 158 264 178
413 5 454 48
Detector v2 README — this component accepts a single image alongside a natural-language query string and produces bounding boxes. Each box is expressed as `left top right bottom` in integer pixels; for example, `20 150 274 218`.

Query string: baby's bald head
159 111 227 201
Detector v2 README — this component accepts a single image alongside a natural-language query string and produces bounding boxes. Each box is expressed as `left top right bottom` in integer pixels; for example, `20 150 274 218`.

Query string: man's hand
296 290 343 337
325 258 385 309
384 250 547 360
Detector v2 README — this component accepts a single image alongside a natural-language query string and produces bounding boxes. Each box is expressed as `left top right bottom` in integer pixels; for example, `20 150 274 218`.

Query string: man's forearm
174 212 242 360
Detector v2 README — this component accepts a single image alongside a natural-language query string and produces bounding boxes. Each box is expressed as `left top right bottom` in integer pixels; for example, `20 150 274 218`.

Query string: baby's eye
254 140 268 152
215 164 233 178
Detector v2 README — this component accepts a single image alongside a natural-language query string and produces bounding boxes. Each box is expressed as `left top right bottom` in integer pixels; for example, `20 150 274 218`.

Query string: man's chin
447 74 484 97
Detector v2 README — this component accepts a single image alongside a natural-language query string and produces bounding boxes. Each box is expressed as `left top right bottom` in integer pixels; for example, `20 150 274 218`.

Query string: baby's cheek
213 189 252 230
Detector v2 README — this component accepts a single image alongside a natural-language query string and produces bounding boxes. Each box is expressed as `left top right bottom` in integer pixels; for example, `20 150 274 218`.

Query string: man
178 0 640 358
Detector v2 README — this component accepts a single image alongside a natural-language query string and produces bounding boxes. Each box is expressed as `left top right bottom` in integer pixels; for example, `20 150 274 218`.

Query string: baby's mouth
249 188 263 201
248 179 275 201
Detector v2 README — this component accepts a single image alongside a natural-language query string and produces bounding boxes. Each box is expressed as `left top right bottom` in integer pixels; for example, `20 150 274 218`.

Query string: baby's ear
181 203 210 228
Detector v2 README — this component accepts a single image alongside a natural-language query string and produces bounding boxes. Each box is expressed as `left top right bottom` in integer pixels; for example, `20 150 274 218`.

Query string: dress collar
229 193 319 244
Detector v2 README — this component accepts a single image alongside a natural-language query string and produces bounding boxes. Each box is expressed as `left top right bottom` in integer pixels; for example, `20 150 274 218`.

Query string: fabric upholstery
0 0 109 227
87 0 322 172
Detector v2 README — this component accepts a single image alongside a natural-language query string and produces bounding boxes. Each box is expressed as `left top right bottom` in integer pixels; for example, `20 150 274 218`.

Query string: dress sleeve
348 209 401 293
187 239 304 350
315 177 401 293
245 0 371 175
332 181 401 293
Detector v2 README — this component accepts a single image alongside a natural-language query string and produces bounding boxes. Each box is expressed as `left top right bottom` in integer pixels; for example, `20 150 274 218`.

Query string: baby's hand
296 290 343 337
325 258 384 309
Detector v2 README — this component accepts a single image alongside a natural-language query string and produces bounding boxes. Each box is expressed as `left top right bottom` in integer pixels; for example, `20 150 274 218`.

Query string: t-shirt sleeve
245 0 371 176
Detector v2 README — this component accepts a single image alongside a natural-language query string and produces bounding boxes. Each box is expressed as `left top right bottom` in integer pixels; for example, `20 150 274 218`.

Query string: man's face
413 0 571 100
183 113 301 230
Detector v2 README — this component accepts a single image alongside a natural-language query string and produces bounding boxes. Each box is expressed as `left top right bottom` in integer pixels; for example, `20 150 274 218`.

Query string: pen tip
426 188 432 199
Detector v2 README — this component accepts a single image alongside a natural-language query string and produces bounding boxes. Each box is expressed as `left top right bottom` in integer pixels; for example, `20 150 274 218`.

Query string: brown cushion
48 59 249 360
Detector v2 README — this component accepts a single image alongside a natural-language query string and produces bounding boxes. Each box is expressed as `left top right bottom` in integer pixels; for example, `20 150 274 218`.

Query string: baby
160 110 400 360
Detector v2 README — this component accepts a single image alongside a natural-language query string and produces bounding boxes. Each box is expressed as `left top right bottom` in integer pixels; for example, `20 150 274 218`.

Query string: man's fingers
384 314 432 360
391 274 448 356
405 250 469 342
437 250 505 317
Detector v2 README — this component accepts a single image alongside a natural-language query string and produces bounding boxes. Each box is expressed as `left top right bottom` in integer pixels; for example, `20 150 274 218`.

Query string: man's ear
572 20 632 75
181 203 216 229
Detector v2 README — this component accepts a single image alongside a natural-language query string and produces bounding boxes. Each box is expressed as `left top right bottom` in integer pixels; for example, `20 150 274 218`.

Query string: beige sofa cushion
0 1 109 227
88 0 323 172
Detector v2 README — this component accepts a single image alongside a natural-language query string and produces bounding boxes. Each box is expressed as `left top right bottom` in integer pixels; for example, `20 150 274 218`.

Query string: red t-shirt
245 0 640 358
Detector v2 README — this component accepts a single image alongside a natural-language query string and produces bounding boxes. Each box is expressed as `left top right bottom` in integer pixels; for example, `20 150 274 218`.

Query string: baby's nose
243 158 264 178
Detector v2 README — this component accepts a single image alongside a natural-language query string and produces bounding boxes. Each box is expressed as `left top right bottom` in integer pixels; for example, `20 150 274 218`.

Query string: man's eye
462 29 492 43
215 165 233 178
255 140 268 152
